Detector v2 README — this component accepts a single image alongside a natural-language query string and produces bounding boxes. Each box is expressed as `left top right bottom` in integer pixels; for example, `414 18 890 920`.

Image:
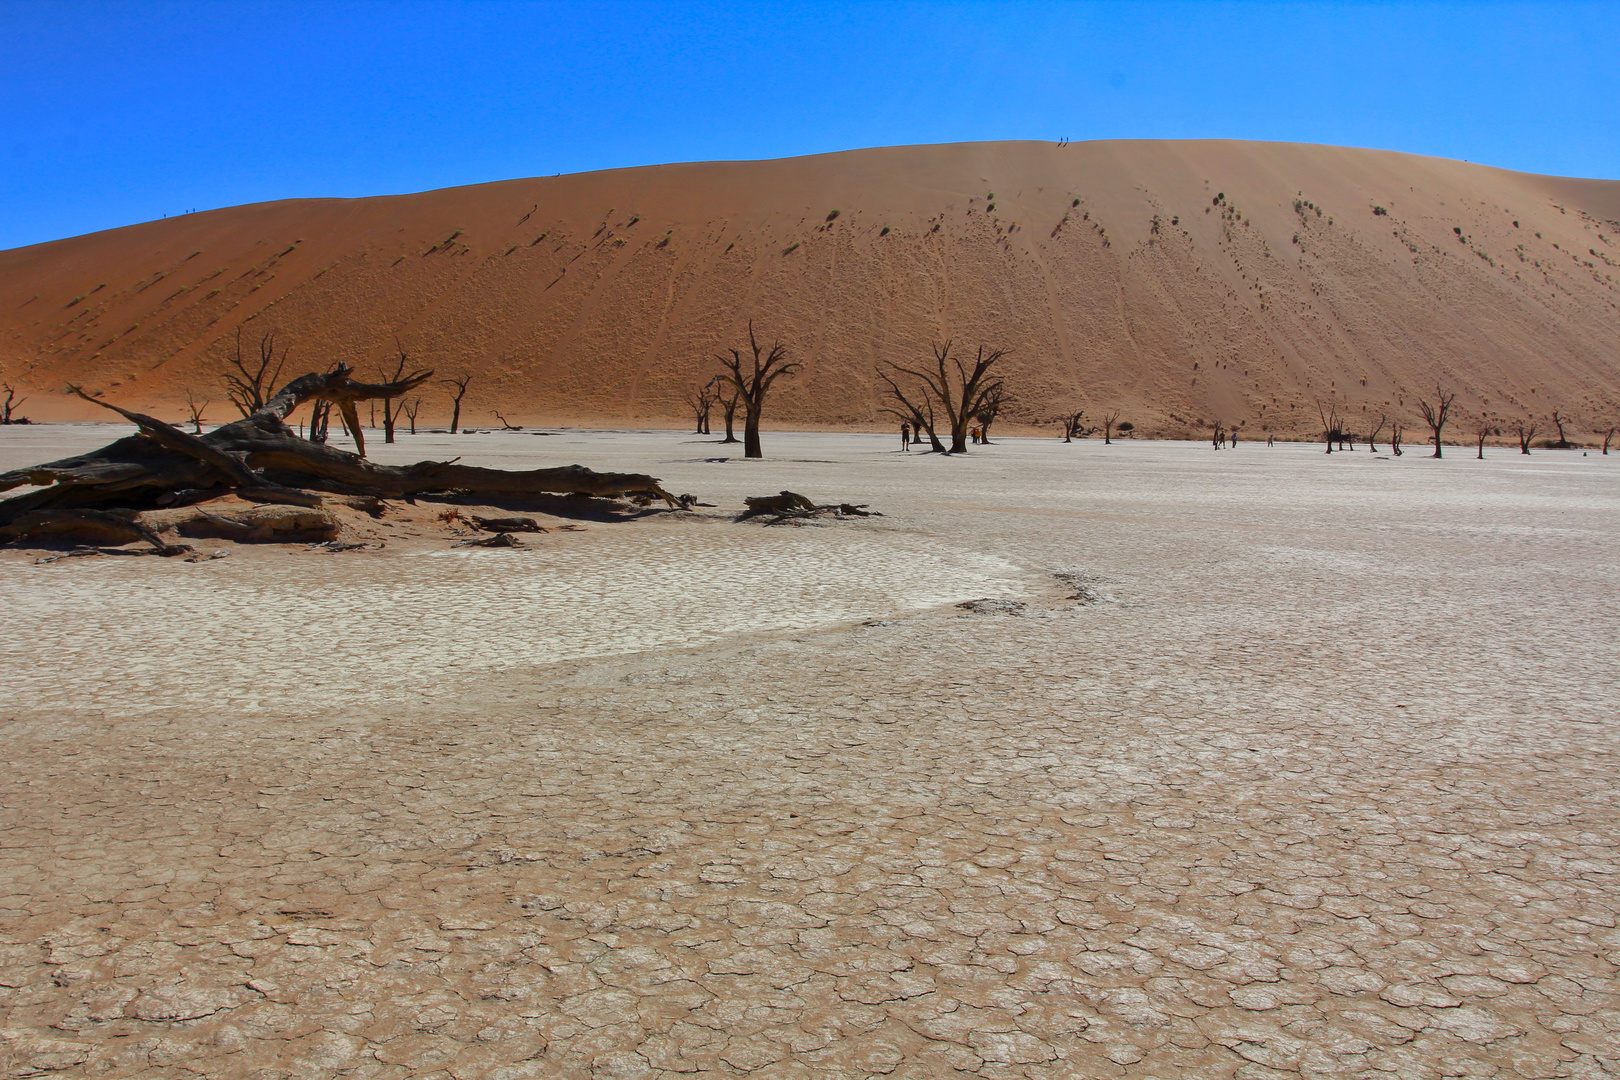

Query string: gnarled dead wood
2 367 683 538
172 504 341 544
740 491 877 523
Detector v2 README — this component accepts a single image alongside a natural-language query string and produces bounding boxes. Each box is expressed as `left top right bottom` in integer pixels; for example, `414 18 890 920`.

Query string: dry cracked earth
0 428 1616 1079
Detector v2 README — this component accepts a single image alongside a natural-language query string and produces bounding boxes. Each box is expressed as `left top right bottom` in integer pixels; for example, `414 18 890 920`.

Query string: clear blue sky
2 1 1614 251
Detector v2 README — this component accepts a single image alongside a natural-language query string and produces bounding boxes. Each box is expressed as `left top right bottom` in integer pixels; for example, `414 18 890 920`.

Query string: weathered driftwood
0 366 682 539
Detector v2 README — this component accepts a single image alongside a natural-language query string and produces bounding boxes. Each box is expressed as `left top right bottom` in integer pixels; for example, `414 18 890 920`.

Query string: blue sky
1 1 1614 251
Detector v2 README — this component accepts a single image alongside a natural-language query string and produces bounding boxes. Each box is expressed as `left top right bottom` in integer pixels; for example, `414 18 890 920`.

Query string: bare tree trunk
743 403 762 458
719 393 739 442
0 383 27 424
183 389 209 435
717 324 800 460
1367 414 1387 452
378 346 409 444
1417 386 1456 459
444 374 472 435
1550 409 1573 448
309 400 331 444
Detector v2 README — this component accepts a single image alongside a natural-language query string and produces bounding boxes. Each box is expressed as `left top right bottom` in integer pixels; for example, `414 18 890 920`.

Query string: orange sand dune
1 140 1617 437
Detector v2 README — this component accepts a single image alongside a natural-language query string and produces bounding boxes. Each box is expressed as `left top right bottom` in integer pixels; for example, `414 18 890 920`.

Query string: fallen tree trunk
1 366 684 535
740 490 878 523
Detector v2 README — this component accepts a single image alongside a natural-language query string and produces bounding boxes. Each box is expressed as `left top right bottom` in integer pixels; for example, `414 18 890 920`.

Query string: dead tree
1603 426 1615 456
1 366 684 547
876 367 947 453
879 342 1005 454
1473 417 1498 459
1317 400 1341 453
1211 421 1225 449
443 374 473 435
223 329 288 417
494 411 522 431
1415 385 1455 458
1366 413 1387 452
402 398 421 436
308 399 333 444
1512 417 1537 454
974 386 1010 444
714 378 740 443
716 323 800 459
1 383 28 424
1061 411 1086 442
376 345 411 444
1102 409 1121 445
1550 409 1574 449
183 390 209 434
687 380 716 435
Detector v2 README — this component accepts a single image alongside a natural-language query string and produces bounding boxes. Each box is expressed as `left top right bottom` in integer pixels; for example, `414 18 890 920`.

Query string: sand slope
1 140 1617 436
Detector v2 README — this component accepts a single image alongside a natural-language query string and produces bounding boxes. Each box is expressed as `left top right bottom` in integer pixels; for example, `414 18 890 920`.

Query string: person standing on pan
900 421 912 451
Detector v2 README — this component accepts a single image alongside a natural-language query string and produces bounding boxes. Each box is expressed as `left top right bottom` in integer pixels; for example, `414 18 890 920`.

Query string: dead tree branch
223 329 288 417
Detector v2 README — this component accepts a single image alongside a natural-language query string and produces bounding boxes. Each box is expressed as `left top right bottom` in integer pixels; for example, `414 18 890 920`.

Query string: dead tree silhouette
877 368 946 454
1366 413 1388 452
183 390 209 434
716 323 800 459
1316 400 1342 454
1416 386 1456 458
442 374 473 435
376 344 412 444
1061 411 1086 442
223 329 287 417
1 383 29 424
974 385 1011 444
1550 409 1575 449
687 381 716 435
1512 417 1538 455
714 378 741 443
878 342 1005 454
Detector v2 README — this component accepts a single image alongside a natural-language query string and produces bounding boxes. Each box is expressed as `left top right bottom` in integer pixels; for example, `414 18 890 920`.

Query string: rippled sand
1 426 1616 1078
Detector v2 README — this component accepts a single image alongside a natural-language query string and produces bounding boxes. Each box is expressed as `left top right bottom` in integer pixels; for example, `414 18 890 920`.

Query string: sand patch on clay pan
0 527 1024 716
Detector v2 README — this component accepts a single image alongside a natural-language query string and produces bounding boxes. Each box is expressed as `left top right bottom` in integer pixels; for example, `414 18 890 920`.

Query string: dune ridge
2 139 1617 437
